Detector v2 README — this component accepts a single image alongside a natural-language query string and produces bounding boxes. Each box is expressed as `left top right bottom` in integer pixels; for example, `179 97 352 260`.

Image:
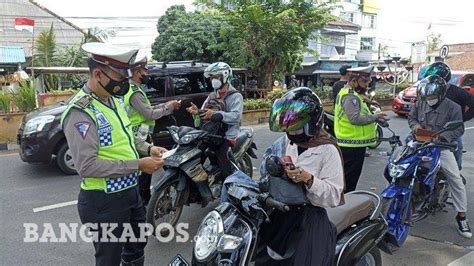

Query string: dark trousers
138 172 152 205
340 146 367 192
215 140 233 178
77 186 147 266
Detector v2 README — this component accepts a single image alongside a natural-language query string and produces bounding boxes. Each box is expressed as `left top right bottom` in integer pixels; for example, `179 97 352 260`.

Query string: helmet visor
269 99 313 132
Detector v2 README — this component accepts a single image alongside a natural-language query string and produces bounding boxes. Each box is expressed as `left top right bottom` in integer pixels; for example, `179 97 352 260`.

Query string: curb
0 143 19 151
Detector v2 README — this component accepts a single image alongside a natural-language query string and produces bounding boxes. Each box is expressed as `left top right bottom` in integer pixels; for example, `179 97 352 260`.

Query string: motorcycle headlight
179 133 199 145
194 211 224 261
388 163 410 178
23 115 55 135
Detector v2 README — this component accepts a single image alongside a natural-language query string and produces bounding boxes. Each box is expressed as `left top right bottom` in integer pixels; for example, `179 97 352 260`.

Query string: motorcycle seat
326 194 374 234
231 128 252 152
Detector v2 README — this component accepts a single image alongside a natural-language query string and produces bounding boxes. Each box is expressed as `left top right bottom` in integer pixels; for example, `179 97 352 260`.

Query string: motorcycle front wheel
355 248 382 266
146 180 184 236
238 153 254 178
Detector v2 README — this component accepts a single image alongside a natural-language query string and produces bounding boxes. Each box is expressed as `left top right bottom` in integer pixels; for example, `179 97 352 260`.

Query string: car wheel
57 143 77 175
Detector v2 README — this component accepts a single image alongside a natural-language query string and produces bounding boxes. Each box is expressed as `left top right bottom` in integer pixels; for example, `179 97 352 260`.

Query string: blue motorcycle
378 121 463 253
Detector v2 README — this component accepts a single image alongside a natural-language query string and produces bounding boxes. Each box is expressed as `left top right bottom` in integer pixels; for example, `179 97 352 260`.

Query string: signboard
439 45 449 59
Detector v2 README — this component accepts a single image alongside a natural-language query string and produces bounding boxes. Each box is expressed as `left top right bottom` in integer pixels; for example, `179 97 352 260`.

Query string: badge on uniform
75 122 91 139
352 98 358 106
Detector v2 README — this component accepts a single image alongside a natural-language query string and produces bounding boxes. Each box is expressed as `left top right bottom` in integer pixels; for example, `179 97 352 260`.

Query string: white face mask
426 99 439 106
211 79 223 90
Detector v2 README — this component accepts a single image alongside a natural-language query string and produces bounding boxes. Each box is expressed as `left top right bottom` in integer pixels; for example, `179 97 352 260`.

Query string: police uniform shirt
63 85 151 178
340 93 378 125
128 80 174 120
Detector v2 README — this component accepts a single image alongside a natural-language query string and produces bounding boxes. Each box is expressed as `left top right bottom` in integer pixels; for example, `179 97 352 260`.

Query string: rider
418 62 474 171
257 87 345 265
186 62 244 203
408 74 471 238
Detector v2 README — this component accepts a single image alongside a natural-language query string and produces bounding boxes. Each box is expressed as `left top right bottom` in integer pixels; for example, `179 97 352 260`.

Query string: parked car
17 62 226 175
392 71 474 116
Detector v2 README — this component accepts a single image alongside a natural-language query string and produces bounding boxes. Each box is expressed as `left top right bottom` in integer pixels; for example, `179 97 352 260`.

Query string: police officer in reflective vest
121 54 181 205
334 66 389 192
61 43 165 266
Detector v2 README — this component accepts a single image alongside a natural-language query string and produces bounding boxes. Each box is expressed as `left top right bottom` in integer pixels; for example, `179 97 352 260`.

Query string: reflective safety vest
60 89 139 193
334 88 377 147
121 83 155 134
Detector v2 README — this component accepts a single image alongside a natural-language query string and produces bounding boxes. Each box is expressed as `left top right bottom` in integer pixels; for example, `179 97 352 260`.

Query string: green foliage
0 91 11 113
151 5 227 62
197 0 334 89
243 98 271 111
34 24 59 91
12 81 37 112
312 86 332 102
266 89 285 103
427 33 442 53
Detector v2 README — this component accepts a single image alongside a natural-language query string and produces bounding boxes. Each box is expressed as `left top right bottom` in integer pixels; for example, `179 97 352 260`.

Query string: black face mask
140 74 150 85
287 132 311 144
99 70 130 96
354 80 368 94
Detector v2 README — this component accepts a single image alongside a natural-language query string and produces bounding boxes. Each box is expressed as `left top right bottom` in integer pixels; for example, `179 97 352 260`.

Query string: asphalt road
1 112 473 265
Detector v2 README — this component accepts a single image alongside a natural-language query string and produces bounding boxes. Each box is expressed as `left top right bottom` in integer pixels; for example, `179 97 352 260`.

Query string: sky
35 0 474 58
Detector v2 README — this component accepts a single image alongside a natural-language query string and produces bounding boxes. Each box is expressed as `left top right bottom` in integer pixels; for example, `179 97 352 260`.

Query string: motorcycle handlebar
260 195 290 212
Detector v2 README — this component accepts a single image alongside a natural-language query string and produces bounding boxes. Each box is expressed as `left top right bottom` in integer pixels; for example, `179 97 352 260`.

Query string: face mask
99 70 130 96
355 80 368 94
426 99 439 106
139 74 150 85
212 78 223 90
287 132 311 144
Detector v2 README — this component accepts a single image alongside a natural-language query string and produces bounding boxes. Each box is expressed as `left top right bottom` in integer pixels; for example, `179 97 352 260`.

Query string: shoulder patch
74 95 93 109
74 121 91 139
351 98 358 106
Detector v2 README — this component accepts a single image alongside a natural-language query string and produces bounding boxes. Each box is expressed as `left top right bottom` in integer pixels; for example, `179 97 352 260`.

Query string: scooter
379 121 463 252
171 158 389 266
146 114 257 235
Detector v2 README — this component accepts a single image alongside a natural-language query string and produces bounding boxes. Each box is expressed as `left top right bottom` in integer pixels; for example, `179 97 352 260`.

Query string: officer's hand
139 157 164 174
168 100 181 111
377 112 389 121
200 108 215 121
150 146 168 159
186 102 198 115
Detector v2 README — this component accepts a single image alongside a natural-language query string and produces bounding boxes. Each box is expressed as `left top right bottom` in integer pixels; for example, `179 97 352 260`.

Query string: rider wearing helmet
418 61 474 170
257 87 344 265
408 75 471 238
186 62 243 204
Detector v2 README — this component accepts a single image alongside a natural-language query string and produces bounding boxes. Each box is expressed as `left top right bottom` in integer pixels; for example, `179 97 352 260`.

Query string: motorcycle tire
368 126 384 150
238 153 254 178
146 180 184 237
355 248 382 266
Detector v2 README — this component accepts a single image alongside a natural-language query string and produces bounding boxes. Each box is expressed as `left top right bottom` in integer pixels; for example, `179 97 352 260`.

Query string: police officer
334 66 389 192
61 43 166 265
122 54 181 205
408 75 471 238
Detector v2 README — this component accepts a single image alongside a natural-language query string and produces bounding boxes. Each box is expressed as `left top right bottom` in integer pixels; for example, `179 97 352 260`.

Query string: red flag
14 18 35 33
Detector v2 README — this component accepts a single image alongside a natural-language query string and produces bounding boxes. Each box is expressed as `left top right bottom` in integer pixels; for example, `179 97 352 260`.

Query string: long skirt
255 205 336 266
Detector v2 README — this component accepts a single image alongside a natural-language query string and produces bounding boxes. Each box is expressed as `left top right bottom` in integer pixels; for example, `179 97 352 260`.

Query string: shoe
456 215 472 239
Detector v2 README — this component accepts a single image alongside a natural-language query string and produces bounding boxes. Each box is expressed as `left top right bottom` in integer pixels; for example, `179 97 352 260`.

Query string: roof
326 18 361 31
0 46 26 64
0 0 85 57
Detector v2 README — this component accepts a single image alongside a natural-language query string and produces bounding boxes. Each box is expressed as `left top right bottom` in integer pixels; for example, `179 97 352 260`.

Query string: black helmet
418 62 451 82
269 87 324 136
417 75 448 102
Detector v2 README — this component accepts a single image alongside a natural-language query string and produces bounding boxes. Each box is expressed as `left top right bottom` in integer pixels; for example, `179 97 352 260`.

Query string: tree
151 5 228 62
197 0 334 89
34 24 59 90
427 33 442 53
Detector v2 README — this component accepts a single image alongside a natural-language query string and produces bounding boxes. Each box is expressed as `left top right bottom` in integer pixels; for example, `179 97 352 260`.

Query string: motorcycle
146 115 257 235
379 120 463 252
175 161 388 266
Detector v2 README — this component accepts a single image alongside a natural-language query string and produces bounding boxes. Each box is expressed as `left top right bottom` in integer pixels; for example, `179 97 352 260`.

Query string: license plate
403 104 411 109
162 148 177 159
169 254 189 266
165 154 183 167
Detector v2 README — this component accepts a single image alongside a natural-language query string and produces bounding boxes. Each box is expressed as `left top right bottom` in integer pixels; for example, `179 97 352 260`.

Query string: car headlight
194 211 224 261
397 91 404 100
23 115 55 135
388 163 410 178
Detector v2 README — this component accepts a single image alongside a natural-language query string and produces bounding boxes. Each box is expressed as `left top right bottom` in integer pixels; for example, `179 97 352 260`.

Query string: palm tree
34 23 59 90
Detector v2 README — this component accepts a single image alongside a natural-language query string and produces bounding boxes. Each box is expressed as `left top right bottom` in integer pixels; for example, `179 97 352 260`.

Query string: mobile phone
281 156 296 170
